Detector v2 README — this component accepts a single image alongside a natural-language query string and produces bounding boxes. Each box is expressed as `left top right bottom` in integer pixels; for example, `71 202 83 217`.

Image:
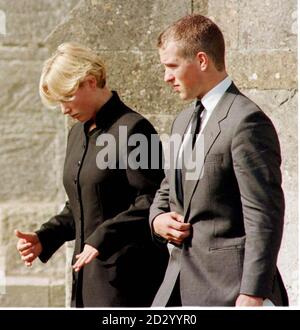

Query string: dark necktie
191 100 204 148
175 100 204 205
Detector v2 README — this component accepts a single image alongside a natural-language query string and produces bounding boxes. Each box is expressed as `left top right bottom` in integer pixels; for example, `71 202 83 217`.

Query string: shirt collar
199 76 232 114
84 90 126 132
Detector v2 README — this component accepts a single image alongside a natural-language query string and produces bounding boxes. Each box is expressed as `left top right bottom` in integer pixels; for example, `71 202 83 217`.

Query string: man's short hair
157 14 225 71
39 42 106 108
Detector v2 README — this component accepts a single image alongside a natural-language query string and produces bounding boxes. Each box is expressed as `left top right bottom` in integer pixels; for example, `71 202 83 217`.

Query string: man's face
60 78 96 122
159 40 202 101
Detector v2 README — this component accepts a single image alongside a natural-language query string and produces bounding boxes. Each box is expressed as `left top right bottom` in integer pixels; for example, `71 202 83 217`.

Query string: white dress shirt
177 76 232 169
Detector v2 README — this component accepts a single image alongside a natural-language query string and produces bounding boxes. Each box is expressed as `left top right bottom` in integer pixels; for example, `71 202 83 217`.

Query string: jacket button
77 161 81 166
82 144 86 149
74 179 77 184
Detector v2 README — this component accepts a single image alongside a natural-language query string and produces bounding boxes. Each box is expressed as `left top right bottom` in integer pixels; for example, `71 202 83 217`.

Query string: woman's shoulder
117 106 155 132
67 121 84 140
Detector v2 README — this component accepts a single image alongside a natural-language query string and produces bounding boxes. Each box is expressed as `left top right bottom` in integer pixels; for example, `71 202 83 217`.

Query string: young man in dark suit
150 14 288 307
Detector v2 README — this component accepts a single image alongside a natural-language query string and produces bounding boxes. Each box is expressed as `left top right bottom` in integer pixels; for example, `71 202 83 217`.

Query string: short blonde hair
39 42 106 108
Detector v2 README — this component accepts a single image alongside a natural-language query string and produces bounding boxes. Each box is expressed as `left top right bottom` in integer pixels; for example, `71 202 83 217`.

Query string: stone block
0 276 65 307
0 58 65 139
144 114 175 135
238 0 297 50
0 247 5 295
0 277 49 307
46 0 191 51
193 1 296 52
49 280 65 307
0 0 79 45
0 45 49 61
206 0 239 49
0 58 66 202
0 132 64 202
202 0 297 51
0 60 42 116
227 50 297 89
193 0 208 15
98 50 188 116
0 203 66 277
242 89 297 180
0 59 58 121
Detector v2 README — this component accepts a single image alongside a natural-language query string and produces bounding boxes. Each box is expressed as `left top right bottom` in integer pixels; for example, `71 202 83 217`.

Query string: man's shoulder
228 91 277 136
227 86 266 121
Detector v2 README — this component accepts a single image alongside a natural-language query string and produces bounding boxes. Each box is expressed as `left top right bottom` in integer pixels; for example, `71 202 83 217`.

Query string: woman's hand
15 229 42 267
73 244 99 272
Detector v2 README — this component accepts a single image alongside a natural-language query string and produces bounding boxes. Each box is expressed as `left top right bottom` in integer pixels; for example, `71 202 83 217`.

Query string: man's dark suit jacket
36 91 168 307
150 83 288 306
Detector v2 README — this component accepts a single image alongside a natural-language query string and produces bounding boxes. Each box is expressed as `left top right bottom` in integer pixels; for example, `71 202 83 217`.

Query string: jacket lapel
183 83 240 216
169 104 194 206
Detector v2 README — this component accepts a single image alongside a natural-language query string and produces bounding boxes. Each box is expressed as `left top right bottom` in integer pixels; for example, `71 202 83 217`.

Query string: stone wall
0 0 79 307
0 0 297 306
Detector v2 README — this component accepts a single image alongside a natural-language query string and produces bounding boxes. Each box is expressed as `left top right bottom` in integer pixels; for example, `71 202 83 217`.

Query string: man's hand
235 294 264 306
15 229 42 267
153 212 191 245
73 244 99 272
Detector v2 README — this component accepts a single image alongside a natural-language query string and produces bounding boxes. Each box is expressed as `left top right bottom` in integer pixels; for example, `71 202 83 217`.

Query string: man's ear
196 52 209 71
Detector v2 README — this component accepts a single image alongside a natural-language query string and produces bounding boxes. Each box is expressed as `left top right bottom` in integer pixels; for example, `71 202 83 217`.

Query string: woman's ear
85 75 98 89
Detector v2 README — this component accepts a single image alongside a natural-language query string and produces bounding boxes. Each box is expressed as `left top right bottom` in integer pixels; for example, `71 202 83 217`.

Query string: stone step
0 276 65 307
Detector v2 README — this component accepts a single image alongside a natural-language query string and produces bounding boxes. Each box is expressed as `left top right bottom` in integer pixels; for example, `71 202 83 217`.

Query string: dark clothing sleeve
36 201 75 263
148 119 175 246
232 110 284 298
85 118 165 260
148 175 170 246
